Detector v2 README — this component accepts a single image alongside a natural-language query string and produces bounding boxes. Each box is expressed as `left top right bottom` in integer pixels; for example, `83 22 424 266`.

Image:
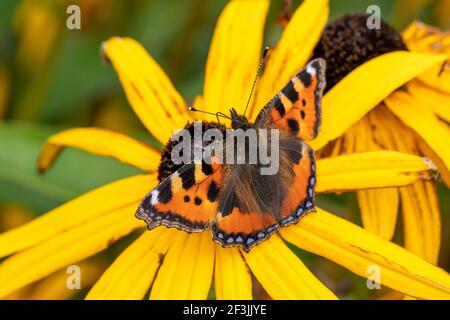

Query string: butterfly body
229 109 247 128
136 58 326 251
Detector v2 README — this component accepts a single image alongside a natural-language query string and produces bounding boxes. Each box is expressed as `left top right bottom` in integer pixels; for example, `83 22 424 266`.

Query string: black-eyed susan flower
0 0 449 300
310 13 450 265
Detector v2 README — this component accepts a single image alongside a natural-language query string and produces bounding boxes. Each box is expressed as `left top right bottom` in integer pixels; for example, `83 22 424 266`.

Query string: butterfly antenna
243 46 269 117
188 106 232 124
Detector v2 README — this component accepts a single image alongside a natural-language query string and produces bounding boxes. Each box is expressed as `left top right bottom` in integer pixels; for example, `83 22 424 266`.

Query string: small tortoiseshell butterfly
136 56 326 252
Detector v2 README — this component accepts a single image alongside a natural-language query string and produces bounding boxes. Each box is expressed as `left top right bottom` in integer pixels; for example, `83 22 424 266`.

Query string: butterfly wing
210 163 282 251
277 138 316 226
136 161 223 233
212 208 279 252
255 58 326 141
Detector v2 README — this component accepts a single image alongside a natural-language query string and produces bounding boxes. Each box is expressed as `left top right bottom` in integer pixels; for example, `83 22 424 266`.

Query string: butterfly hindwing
210 151 285 251
211 199 280 252
136 161 223 233
255 58 326 141
210 138 316 251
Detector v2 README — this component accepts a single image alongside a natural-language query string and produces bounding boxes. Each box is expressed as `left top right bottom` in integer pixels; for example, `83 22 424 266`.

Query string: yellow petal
416 64 450 94
242 234 337 300
385 91 450 173
4 286 32 300
416 136 450 187
203 0 269 120
367 107 398 150
357 188 399 241
0 203 144 298
4 260 105 300
102 37 192 143
340 125 357 154
376 116 443 262
281 209 450 299
38 127 161 172
327 136 344 157
315 151 435 193
402 21 450 57
86 228 174 300
252 0 329 119
400 181 441 264
310 51 447 150
150 231 214 300
347 116 399 240
378 289 412 300
28 261 105 300
0 174 157 258
402 21 450 94
407 80 450 122
214 245 252 300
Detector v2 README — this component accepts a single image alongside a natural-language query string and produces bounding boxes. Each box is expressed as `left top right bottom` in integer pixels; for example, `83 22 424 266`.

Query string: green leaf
0 121 143 214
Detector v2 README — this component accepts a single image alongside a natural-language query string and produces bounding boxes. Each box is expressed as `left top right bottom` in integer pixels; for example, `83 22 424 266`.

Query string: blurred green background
0 0 448 299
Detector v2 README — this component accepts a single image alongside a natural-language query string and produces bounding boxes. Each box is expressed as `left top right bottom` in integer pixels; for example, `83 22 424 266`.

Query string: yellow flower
309 14 450 264
0 0 449 300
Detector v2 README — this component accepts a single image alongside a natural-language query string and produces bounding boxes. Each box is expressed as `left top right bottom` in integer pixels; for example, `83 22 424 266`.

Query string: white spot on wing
150 190 159 205
307 63 317 75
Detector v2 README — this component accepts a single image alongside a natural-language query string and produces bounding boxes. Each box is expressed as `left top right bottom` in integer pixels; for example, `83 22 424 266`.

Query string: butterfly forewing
278 139 316 226
255 58 326 141
136 161 223 233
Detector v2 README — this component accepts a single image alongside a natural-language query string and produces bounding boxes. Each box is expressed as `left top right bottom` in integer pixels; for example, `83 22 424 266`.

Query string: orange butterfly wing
212 208 279 252
279 141 316 226
255 58 326 141
136 161 223 233
211 139 317 252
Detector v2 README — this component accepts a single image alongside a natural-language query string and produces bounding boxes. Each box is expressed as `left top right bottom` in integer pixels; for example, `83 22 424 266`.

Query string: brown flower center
312 13 406 92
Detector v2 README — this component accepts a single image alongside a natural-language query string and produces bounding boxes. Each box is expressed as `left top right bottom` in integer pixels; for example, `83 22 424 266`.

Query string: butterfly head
230 108 250 130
